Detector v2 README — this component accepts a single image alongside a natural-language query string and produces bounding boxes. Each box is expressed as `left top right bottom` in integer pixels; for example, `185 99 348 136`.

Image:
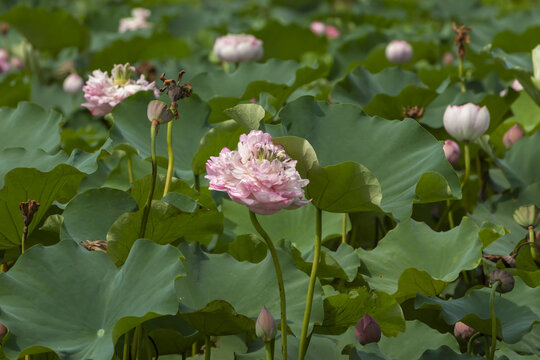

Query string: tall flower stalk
298 207 322 360
205 130 310 359
140 100 174 238
452 22 471 93
158 71 192 196
250 211 287 359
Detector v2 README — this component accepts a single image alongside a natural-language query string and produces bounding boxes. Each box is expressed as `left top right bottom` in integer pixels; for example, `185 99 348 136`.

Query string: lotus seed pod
255 306 277 341
147 100 173 124
453 321 476 342
489 269 515 293
443 139 461 167
503 124 524 149
513 204 540 228
443 103 490 142
112 63 136 86
385 40 413 64
355 314 381 345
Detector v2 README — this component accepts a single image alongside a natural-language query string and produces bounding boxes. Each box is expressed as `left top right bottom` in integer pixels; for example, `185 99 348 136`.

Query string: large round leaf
358 218 482 302
0 102 61 153
0 240 184 359
62 188 139 243
175 242 323 337
415 277 540 343
278 96 461 220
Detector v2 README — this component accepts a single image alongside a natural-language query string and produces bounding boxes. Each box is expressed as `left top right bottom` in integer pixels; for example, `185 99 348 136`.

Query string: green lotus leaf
221 199 345 253
175 241 323 337
0 165 84 250
293 243 360 282
0 240 184 359
110 91 211 179
0 102 61 153
90 32 190 70
224 103 266 131
363 86 438 120
415 277 540 343
278 96 461 219
62 188 139 243
0 73 30 108
192 120 246 175
345 320 459 360
358 218 482 302
331 66 425 107
0 6 89 54
314 287 405 337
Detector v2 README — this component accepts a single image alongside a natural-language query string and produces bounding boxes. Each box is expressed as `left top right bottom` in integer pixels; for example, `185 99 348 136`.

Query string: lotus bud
489 269 514 293
112 63 136 86
310 21 326 36
213 34 263 63
325 25 340 39
385 40 413 64
147 100 174 125
500 79 524 97
355 314 381 345
0 49 8 62
513 204 540 228
443 140 460 167
0 322 6 341
453 321 476 342
255 306 277 342
63 73 84 94
443 103 490 142
503 124 524 149
442 52 454 66
531 45 540 91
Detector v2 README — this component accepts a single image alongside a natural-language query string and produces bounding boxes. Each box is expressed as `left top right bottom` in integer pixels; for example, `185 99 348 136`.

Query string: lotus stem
467 332 481 355
461 143 470 188
205 336 211 360
529 227 537 261
298 207 322 360
163 120 174 197
265 340 274 360
459 58 466 92
127 154 134 188
341 213 347 243
249 210 287 360
123 330 131 360
446 199 454 229
139 123 158 238
489 282 499 360
132 325 142 360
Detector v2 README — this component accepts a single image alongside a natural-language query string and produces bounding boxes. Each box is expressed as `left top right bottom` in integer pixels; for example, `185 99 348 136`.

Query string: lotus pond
0 0 539 359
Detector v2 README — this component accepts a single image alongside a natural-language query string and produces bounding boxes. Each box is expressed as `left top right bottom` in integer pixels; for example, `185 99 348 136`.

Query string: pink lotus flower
63 73 84 94
325 25 340 39
310 21 326 36
385 40 413 64
355 315 381 345
499 79 523 96
213 34 263 63
82 63 159 116
205 130 310 215
443 139 461 167
503 123 524 148
119 8 152 33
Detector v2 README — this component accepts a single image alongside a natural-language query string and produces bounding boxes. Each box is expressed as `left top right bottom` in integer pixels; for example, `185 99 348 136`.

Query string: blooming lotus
119 8 152 33
82 63 159 116
205 130 310 215
443 103 490 142
213 34 263 63
310 21 326 35
385 40 413 64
